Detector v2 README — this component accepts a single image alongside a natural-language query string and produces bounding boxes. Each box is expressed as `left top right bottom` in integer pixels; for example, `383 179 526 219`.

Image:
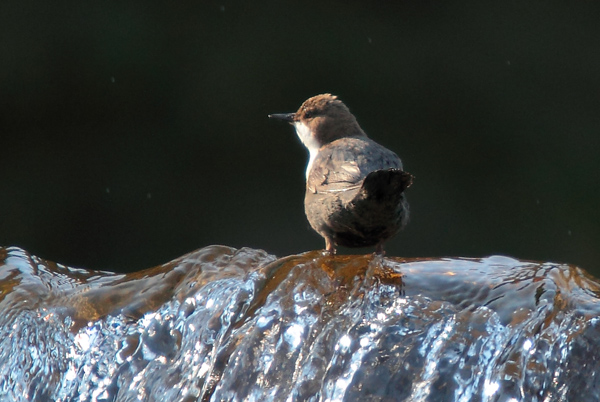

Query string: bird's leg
325 237 337 255
375 242 386 256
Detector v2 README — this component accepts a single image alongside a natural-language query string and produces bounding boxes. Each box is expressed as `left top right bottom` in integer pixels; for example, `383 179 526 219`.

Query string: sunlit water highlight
1 246 599 401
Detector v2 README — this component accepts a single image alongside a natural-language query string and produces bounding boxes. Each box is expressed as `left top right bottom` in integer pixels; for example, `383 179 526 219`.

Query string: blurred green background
1 1 599 275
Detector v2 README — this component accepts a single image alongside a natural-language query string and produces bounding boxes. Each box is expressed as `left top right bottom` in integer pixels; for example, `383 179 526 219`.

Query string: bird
269 93 413 255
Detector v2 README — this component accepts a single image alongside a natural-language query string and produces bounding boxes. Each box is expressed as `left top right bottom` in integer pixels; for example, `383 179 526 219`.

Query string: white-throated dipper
269 94 413 255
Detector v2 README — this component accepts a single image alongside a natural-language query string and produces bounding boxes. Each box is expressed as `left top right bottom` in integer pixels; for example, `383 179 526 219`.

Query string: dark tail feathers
360 169 414 201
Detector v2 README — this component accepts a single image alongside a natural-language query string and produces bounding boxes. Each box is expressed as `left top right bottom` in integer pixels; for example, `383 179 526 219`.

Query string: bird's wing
307 138 402 194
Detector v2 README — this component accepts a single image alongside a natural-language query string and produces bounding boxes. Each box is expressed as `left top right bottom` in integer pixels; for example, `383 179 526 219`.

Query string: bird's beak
268 113 295 123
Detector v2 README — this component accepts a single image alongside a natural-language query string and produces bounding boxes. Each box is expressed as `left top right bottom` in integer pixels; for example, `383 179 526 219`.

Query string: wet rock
0 245 599 401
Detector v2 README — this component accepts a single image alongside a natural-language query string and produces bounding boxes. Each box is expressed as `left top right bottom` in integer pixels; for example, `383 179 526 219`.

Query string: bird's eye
304 110 313 119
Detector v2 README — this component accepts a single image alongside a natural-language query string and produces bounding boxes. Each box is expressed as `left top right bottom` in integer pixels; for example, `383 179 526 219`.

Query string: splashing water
0 246 599 401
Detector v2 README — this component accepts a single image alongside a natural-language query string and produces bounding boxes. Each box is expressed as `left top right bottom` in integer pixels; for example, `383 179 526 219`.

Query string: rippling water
0 245 599 401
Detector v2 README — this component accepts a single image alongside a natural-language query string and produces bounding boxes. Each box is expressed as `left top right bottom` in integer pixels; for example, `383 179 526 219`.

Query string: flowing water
0 245 599 401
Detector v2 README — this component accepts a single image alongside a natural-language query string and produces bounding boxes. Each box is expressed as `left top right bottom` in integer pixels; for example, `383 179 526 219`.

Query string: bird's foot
321 249 336 257
324 238 337 256
375 243 386 256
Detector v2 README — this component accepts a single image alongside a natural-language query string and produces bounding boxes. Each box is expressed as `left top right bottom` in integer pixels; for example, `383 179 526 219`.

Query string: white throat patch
293 121 320 179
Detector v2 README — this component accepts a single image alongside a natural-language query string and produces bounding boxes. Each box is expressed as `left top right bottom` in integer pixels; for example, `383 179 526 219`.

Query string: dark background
1 1 599 275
